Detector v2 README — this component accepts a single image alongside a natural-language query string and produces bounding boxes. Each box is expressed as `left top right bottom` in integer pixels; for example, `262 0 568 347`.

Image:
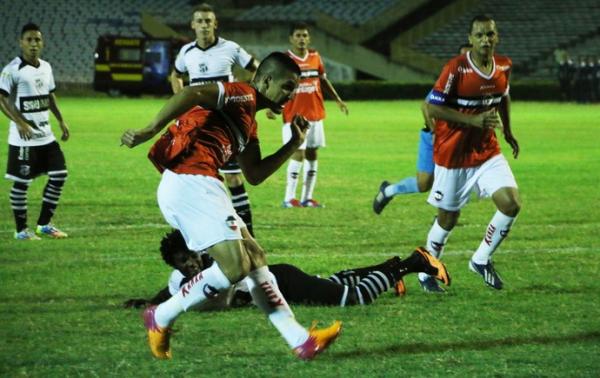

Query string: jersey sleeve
48 63 56 92
174 47 187 74
233 44 253 70
426 60 458 106
0 65 15 97
317 53 326 78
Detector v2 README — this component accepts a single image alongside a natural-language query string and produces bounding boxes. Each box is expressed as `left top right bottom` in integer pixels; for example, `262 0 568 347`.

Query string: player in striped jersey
419 15 521 291
171 3 259 235
0 23 70 240
275 23 348 208
123 230 450 309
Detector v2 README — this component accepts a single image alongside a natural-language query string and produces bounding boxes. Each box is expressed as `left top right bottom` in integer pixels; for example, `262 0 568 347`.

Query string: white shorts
282 120 325 150
157 170 245 251
427 154 517 211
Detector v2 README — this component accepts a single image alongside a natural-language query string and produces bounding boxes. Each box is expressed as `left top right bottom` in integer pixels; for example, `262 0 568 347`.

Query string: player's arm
420 101 436 131
498 94 519 158
424 101 501 130
0 93 35 140
121 83 221 148
320 76 348 115
170 70 185 94
48 93 70 141
238 115 309 185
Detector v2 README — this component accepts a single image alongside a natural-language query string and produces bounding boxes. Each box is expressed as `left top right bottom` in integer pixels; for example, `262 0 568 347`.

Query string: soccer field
1 98 599 376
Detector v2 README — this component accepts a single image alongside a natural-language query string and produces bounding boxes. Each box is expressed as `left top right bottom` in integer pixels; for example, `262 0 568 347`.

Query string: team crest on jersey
225 215 238 231
35 78 44 90
19 164 31 176
198 63 208 73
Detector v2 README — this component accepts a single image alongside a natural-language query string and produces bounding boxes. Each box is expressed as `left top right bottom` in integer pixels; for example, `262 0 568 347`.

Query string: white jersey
167 268 278 311
174 37 253 85
0 57 57 147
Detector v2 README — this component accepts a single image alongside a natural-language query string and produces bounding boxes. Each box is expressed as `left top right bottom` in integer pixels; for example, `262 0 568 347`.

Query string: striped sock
354 271 393 305
229 183 253 236
37 170 67 226
10 182 30 232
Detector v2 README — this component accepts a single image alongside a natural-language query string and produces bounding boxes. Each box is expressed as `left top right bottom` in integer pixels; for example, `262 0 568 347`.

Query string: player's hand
16 121 34 140
505 133 520 159
123 298 150 309
337 100 349 116
59 121 70 141
120 128 152 148
472 110 502 130
265 109 277 120
290 114 309 146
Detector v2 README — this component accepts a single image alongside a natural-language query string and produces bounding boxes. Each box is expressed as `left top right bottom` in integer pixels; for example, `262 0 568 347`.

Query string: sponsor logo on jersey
198 63 208 73
480 84 496 90
20 95 49 113
443 73 455 94
294 82 318 94
225 94 253 104
300 70 319 78
497 64 510 71
35 78 44 90
457 66 473 74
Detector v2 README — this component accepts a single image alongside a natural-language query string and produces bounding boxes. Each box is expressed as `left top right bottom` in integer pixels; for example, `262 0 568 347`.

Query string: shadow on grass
335 331 600 359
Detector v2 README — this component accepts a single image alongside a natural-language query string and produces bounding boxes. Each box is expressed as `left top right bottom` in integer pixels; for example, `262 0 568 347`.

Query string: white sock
246 266 309 348
285 159 302 201
300 160 318 202
471 210 516 264
418 219 451 281
154 262 231 328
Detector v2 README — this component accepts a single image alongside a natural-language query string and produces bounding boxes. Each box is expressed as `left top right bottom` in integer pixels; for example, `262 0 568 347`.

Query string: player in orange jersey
418 15 521 292
273 23 348 208
121 52 341 360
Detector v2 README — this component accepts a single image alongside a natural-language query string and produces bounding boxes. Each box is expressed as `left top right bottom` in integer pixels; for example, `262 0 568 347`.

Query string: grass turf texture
1 98 599 376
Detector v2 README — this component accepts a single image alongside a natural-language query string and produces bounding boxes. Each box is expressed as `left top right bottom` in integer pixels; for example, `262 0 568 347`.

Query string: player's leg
222 161 254 236
373 128 433 214
469 155 520 289
35 142 68 238
282 122 304 207
300 120 325 207
5 145 38 240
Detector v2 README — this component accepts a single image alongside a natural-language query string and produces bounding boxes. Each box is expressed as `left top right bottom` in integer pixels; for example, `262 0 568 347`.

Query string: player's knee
500 197 521 217
305 148 317 161
417 173 433 192
437 210 459 230
242 238 267 270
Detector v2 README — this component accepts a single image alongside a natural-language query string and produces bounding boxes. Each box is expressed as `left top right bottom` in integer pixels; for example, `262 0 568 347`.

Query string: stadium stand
410 0 600 75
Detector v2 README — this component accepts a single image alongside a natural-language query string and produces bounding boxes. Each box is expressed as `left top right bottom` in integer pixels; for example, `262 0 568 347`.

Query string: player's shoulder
307 48 319 55
179 41 197 54
39 58 52 69
494 54 512 70
2 56 22 72
446 54 467 69
217 37 240 48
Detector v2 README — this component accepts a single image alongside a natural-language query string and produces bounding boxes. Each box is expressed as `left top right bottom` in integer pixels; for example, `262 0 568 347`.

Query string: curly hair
160 229 190 268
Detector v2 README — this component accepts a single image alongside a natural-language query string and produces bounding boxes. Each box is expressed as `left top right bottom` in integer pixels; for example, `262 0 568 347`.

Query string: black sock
37 172 67 226
229 183 253 236
10 182 29 232
329 257 401 286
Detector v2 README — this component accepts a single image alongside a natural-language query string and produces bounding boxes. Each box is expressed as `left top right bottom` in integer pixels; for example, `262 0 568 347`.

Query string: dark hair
193 3 215 15
469 14 495 34
160 229 190 268
255 51 300 79
457 42 472 54
21 23 41 37
289 22 310 36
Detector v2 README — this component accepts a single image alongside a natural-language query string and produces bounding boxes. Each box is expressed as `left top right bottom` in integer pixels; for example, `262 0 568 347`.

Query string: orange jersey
426 52 512 168
162 82 258 179
282 49 326 122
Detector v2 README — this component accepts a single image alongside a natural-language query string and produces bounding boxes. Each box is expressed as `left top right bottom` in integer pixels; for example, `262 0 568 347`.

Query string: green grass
1 98 599 377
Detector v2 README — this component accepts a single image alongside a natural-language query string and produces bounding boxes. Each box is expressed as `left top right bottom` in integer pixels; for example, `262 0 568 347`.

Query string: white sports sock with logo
471 210 516 265
246 266 309 348
154 262 231 328
300 160 318 202
285 159 302 201
418 219 451 281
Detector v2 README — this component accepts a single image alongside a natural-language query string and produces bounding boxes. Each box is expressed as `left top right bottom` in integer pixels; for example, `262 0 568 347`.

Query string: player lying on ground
121 52 341 361
124 230 451 310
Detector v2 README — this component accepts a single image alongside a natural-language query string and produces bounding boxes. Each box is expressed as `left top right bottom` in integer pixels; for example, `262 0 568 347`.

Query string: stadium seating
0 0 193 83
236 0 397 26
410 0 600 75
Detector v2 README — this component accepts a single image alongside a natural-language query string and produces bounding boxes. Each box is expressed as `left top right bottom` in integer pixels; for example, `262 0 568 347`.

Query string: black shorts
219 159 241 174
5 141 67 183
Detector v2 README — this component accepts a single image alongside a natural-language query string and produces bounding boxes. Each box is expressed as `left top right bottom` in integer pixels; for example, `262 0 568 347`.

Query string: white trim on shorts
157 170 246 251
427 154 517 211
282 120 325 150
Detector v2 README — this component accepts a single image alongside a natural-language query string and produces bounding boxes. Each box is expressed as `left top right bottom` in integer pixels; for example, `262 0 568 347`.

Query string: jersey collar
466 51 495 80
287 49 309 62
195 37 220 51
19 56 41 69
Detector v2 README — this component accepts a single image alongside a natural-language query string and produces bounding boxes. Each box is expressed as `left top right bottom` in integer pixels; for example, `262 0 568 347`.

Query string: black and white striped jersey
0 57 57 147
174 37 254 85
